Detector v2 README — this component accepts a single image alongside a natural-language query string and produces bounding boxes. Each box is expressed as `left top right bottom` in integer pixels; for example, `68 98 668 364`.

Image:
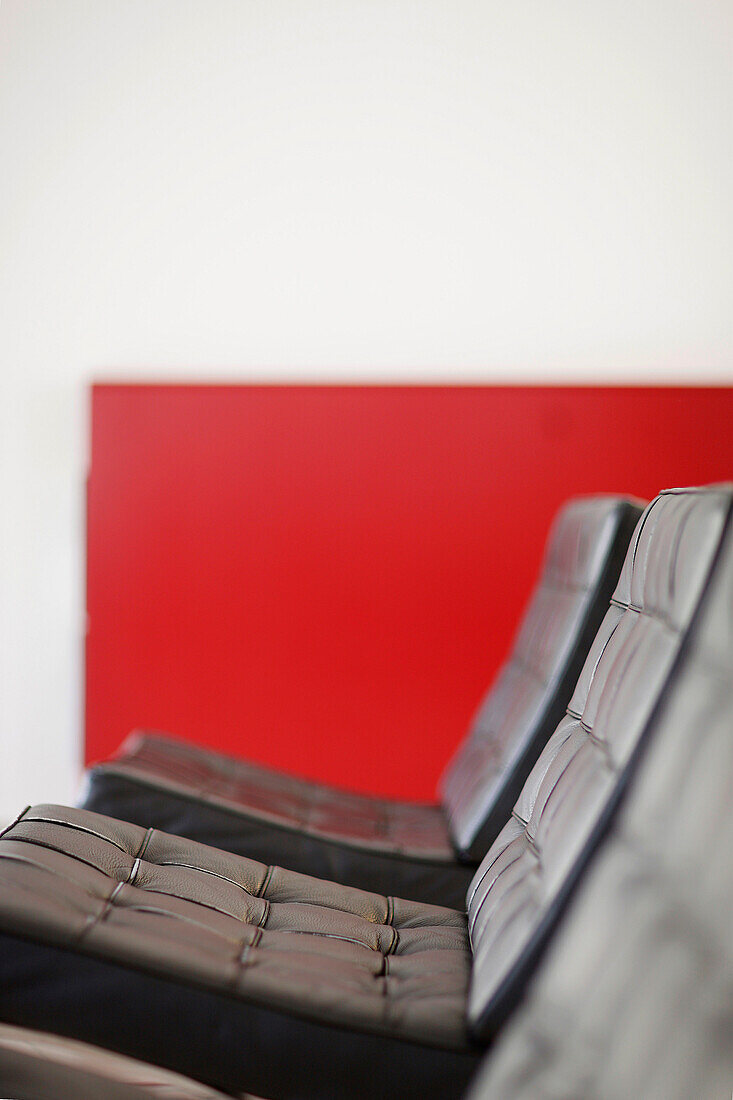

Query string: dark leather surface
80 723 459 913
0 804 471 1049
0 934 477 1100
81 770 476 909
468 491 733 1100
86 733 454 859
82 495 642 895
465 486 732 1038
442 496 642 857
0 1022 236 1100
0 805 479 1097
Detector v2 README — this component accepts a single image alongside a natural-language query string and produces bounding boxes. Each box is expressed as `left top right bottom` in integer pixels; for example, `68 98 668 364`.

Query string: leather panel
442 497 642 855
0 804 471 1052
465 486 732 1035
468 500 733 1100
0 934 478 1099
80 771 476 907
88 735 454 859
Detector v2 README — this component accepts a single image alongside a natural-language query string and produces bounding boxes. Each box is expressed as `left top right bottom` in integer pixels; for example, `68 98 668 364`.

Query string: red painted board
86 384 733 800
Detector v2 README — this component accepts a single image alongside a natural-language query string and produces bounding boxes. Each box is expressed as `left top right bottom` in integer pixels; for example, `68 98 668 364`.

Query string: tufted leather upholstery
0 803 471 1048
465 486 732 1036
0 1023 236 1100
88 731 454 860
440 496 641 856
468 492 733 1100
0 803 478 1098
81 740 476 907
81 496 642 904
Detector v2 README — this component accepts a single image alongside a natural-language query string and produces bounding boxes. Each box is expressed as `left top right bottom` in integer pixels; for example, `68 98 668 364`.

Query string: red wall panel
86 384 733 799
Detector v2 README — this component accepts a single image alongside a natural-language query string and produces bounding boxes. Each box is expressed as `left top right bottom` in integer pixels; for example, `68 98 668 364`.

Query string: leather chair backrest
441 496 643 858
465 486 732 1037
467 491 733 1099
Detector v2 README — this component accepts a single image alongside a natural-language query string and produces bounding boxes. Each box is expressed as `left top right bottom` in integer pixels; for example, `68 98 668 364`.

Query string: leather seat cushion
81 739 474 908
88 735 454 858
0 805 480 1099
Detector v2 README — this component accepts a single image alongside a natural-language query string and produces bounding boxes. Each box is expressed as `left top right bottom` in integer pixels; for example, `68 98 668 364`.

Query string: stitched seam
611 601 677 632
0 835 129 882
77 860 138 943
468 846 526 943
239 926 263 971
0 850 108 898
581 613 627 710
154 861 256 896
258 865 275 898
273 929 383 950
16 818 129 855
587 621 649 747
135 827 154 860
74 882 125 943
0 807 32 840
470 837 523 904
96 880 126 924
120 902 243 939
116 878 262 926
523 832 541 860
627 498 655 591
583 728 615 767
610 554 685 633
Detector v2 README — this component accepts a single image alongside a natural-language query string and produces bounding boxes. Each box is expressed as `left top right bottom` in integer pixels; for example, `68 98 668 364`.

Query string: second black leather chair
80 495 642 905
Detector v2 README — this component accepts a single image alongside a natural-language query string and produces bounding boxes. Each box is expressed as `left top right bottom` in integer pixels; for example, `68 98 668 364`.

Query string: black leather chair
467 481 733 1100
0 487 728 1100
80 495 642 906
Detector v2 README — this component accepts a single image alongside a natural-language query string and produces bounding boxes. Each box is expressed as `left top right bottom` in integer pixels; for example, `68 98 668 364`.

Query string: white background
1 1 731 821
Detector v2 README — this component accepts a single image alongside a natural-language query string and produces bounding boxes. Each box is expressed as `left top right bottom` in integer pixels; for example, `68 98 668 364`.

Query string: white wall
1 0 731 821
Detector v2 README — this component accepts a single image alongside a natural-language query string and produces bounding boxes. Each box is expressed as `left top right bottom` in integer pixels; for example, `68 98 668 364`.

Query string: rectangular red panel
86 384 733 799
